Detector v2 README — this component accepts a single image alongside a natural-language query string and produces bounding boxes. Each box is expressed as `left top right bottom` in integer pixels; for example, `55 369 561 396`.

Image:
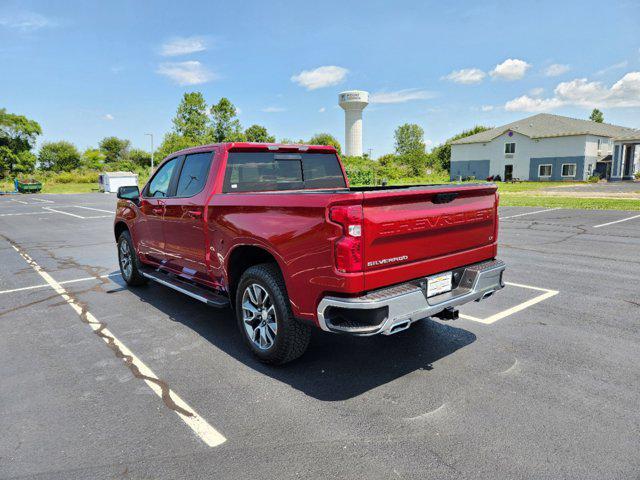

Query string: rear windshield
223 152 346 192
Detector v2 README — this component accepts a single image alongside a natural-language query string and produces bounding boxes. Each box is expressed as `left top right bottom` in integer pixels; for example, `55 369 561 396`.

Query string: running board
140 268 229 308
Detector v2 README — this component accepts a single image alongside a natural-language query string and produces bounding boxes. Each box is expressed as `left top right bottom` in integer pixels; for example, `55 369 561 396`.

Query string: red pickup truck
114 143 505 364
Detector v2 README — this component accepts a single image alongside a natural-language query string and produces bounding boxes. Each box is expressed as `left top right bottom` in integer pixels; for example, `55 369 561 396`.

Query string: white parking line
0 273 120 295
42 207 85 218
10 198 29 204
9 243 226 447
592 214 640 229
0 211 55 217
74 205 113 214
30 198 54 203
460 281 559 324
499 207 561 220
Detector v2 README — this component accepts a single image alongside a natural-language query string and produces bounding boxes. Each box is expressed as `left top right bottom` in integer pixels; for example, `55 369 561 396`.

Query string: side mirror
117 185 140 202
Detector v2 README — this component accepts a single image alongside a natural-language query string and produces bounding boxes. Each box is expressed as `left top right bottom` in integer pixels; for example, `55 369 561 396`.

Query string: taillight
330 205 363 273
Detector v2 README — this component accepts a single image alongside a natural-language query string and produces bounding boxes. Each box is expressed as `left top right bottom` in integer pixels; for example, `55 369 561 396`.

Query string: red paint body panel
115 142 499 328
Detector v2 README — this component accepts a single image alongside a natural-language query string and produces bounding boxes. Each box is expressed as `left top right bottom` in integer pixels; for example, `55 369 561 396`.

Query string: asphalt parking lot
1 193 639 479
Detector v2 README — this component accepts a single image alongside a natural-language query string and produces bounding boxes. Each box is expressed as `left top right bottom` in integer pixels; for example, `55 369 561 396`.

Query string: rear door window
176 152 213 197
223 152 346 192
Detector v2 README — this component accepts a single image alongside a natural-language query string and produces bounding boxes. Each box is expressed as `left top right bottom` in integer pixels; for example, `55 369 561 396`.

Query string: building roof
451 113 640 145
613 133 640 142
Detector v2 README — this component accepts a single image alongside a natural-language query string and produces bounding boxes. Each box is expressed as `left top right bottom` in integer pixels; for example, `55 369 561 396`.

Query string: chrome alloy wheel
242 283 278 350
119 240 133 279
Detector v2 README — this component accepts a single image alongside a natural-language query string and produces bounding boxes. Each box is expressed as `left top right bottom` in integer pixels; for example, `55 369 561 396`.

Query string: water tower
339 90 369 157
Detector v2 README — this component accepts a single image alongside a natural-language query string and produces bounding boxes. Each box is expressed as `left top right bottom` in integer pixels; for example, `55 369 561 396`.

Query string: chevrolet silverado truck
114 143 505 364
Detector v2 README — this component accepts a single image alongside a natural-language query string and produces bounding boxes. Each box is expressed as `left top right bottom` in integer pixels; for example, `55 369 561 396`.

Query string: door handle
152 207 164 215
187 210 202 218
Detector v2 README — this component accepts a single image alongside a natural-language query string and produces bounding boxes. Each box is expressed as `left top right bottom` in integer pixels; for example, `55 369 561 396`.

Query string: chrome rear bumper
317 259 505 336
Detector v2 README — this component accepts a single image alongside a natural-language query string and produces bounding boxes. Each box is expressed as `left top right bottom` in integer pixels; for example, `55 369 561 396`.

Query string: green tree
210 97 243 142
99 136 130 164
156 132 199 162
279 138 305 144
38 141 81 172
394 123 425 155
173 92 210 140
129 148 152 168
0 108 41 177
0 108 42 155
432 125 492 172
81 148 106 169
589 108 604 123
308 133 341 155
0 146 17 178
398 151 429 176
245 124 275 143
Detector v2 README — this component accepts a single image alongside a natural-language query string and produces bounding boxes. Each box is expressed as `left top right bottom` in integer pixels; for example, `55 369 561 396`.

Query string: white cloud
156 61 216 85
596 60 628 76
481 105 494 112
544 64 570 77
504 71 640 111
102 114 114 121
318 107 326 113
370 88 436 104
262 106 285 113
490 58 531 80
442 68 486 84
424 139 434 148
529 87 545 96
291 66 348 90
505 95 564 112
159 36 209 57
0 11 55 31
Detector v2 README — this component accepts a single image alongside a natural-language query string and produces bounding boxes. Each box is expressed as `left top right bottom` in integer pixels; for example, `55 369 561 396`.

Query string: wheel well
227 246 280 305
114 221 129 242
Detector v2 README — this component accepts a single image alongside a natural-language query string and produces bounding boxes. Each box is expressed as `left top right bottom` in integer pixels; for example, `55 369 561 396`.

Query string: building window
538 164 552 178
562 163 576 177
505 142 516 154
561 163 576 177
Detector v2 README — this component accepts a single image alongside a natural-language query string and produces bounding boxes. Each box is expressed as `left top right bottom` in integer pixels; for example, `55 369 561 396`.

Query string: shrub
588 175 601 183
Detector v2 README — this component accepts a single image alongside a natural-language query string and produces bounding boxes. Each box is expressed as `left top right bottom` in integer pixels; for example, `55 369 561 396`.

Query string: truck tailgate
362 185 498 287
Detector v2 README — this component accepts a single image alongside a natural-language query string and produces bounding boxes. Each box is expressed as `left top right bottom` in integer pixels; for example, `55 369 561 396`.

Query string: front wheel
117 231 148 286
235 264 310 365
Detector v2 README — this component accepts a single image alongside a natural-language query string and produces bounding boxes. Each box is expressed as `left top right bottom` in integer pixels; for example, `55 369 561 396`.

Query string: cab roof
167 142 338 159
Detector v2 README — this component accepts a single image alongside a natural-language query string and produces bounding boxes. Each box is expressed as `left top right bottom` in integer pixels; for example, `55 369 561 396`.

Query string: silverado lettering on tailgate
378 208 494 237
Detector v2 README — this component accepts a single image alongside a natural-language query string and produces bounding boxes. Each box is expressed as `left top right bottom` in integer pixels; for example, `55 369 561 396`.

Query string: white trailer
98 172 138 193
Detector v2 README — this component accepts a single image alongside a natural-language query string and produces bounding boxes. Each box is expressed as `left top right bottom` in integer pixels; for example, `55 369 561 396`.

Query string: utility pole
145 133 154 172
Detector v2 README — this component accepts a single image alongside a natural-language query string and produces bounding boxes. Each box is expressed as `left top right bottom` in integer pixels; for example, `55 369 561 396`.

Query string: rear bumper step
317 259 505 336
140 267 228 308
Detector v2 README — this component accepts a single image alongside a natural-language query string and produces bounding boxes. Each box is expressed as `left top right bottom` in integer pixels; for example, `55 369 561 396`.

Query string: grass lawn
0 181 99 194
40 182 100 194
495 181 583 192
500 195 640 210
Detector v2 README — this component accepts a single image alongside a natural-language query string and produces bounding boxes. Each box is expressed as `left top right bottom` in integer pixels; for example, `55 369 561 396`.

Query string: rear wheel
117 231 147 286
235 264 310 364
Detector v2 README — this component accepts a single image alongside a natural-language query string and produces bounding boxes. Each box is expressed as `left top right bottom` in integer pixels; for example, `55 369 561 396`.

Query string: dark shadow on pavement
110 272 476 401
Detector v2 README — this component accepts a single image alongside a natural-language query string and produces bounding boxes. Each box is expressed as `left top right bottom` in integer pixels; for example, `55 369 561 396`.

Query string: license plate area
427 271 453 298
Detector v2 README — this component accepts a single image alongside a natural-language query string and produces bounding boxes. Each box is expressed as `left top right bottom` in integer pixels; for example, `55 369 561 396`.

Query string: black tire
235 263 311 365
117 230 148 286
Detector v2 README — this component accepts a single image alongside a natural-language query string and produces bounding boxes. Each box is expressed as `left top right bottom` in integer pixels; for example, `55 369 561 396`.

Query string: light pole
145 133 154 172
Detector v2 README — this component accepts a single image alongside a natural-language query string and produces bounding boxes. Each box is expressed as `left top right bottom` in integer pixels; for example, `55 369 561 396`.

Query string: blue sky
1 0 639 156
